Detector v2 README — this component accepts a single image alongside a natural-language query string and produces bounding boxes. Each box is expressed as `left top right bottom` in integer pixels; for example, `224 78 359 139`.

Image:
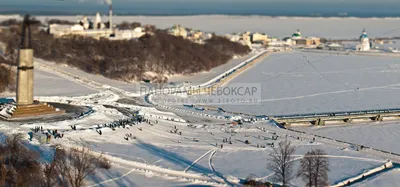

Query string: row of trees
0 134 110 187
46 19 76 25
118 21 141 30
0 59 15 93
267 138 330 187
0 19 250 84
0 18 41 27
0 18 16 91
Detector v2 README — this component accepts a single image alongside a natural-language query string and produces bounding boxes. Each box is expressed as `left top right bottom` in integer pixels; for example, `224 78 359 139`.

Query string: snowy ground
0 68 98 97
2 102 388 186
353 168 400 187
294 121 400 155
34 58 142 94
292 121 400 186
86 166 198 187
168 52 256 85
0 82 392 186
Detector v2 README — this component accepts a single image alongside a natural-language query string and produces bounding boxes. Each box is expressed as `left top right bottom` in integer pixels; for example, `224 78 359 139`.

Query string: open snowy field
294 121 400 154
168 52 256 85
27 15 400 39
215 51 400 116
0 67 97 98
34 58 142 94
34 68 98 96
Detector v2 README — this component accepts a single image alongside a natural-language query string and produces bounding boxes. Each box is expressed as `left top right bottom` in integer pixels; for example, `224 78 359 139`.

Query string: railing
272 107 400 120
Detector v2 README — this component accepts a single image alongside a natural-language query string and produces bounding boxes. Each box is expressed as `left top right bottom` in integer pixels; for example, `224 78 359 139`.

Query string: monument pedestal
2 16 66 121
9 102 65 119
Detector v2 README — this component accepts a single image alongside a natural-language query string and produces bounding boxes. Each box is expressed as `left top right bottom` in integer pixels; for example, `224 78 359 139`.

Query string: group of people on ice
29 114 152 144
29 126 64 143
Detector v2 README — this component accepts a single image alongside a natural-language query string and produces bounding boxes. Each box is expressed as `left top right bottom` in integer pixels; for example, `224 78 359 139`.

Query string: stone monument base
8 102 65 120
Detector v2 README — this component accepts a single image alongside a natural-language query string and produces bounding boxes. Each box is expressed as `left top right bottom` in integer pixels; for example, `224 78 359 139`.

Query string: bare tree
118 21 131 29
0 133 43 187
267 138 296 186
297 151 315 187
244 175 274 187
54 146 110 187
0 163 6 186
43 161 60 187
0 134 111 187
5 133 25 166
312 149 329 187
297 149 330 187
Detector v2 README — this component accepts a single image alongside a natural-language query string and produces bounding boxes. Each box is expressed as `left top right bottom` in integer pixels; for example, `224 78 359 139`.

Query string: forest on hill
0 64 15 93
0 19 250 89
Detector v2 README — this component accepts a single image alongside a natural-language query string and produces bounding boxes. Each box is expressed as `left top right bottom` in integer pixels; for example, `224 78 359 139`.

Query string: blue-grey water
1 1 400 18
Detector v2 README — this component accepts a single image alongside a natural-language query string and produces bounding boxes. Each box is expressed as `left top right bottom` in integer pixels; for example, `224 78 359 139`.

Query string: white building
251 32 268 43
48 12 146 40
71 24 84 31
49 13 112 38
49 23 113 39
114 27 146 40
357 29 370 51
225 34 241 42
169 24 188 38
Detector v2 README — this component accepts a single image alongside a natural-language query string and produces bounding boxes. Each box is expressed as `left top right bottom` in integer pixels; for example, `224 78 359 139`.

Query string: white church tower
94 12 105 29
357 29 370 51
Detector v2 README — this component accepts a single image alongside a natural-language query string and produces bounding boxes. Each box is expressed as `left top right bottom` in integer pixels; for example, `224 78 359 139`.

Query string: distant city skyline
1 0 400 17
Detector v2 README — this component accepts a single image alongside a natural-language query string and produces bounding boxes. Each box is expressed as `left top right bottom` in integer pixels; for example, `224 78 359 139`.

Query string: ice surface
294 121 400 154
217 51 400 115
